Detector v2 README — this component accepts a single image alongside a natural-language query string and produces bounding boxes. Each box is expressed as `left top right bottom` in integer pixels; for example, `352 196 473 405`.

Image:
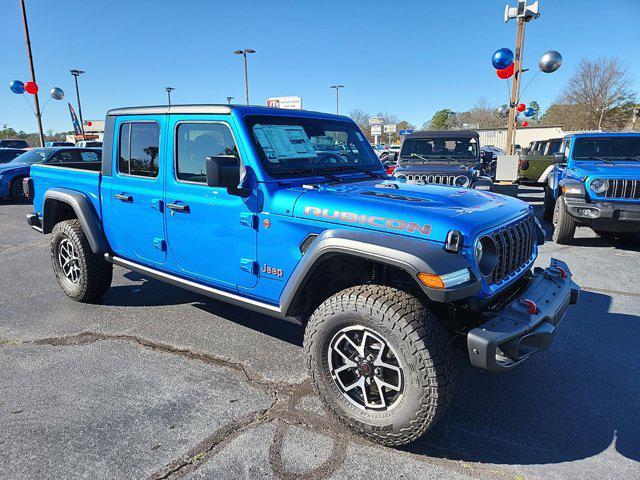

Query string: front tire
552 196 576 244
542 186 554 221
304 285 456 446
51 220 113 302
10 175 26 200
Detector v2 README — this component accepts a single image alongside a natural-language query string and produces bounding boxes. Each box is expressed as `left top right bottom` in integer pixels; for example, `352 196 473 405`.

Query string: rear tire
304 285 456 446
552 196 576 244
9 175 26 200
51 220 112 302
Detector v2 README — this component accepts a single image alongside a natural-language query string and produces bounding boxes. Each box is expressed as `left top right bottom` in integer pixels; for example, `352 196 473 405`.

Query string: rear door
103 117 167 266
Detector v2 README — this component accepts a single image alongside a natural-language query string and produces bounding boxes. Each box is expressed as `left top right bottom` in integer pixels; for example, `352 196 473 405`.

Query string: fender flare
42 188 109 254
280 229 480 316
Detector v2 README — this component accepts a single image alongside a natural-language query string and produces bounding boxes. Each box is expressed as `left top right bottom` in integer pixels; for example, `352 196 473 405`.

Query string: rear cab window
118 122 160 178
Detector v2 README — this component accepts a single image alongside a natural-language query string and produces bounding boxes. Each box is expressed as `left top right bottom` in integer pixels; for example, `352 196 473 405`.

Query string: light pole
166 87 175 106
70 69 85 138
330 85 344 115
233 49 255 105
19 0 44 147
227 96 234 105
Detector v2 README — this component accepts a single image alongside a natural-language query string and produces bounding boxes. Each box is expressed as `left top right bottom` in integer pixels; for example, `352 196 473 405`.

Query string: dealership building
476 125 566 150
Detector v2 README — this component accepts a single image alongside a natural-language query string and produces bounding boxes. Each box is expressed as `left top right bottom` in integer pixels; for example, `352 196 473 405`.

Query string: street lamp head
234 49 255 55
166 87 175 93
331 84 344 89
245 49 255 54
70 69 85 76
233 50 244 55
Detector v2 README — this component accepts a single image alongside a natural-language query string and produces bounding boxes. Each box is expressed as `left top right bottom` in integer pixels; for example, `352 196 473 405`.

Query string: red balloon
496 63 514 79
522 121 529 127
24 81 38 94
517 103 526 112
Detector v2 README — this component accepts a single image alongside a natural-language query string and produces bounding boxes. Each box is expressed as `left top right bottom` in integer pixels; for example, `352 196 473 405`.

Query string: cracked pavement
1 188 639 479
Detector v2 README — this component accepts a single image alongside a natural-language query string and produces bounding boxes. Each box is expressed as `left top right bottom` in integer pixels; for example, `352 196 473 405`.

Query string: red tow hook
554 266 567 279
521 298 537 315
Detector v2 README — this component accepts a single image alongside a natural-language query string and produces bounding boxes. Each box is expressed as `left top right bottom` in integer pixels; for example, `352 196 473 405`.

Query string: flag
68 103 82 135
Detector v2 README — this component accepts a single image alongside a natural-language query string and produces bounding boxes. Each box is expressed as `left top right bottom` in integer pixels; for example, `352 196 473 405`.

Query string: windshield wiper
322 165 385 178
623 156 640 162
576 155 614 164
275 167 343 182
402 153 430 163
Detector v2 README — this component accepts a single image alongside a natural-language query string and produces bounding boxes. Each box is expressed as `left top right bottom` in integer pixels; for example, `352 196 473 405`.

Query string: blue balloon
492 48 514 70
9 80 25 94
523 107 534 117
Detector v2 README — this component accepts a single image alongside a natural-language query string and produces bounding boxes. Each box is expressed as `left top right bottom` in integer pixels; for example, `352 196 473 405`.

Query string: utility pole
166 87 175 106
70 69 85 138
19 0 44 147
330 85 344 115
234 49 255 105
504 0 540 155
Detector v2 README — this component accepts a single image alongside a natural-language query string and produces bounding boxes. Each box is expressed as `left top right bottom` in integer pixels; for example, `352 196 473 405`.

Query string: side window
80 150 101 162
49 151 76 163
118 122 159 178
175 123 239 184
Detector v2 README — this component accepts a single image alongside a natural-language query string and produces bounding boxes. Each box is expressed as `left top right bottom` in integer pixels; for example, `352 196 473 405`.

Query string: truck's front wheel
552 196 576 244
304 285 456 446
51 220 113 302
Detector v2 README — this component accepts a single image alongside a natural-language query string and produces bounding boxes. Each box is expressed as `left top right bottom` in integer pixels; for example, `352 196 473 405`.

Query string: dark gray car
393 130 492 190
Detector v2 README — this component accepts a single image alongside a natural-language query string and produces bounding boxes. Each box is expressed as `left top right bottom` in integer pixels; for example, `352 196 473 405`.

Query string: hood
569 161 640 177
292 179 530 244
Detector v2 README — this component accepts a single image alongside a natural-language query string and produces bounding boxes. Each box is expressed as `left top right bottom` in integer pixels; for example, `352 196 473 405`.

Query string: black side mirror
553 153 565 164
205 155 249 197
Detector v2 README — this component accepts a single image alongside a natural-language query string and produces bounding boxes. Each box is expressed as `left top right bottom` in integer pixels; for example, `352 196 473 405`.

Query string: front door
103 118 167 265
164 117 258 289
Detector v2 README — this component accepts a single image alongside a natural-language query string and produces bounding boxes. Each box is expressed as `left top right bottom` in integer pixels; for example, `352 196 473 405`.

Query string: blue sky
1 0 639 133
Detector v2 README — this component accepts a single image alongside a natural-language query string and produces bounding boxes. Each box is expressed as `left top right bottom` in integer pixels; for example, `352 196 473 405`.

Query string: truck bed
30 162 103 219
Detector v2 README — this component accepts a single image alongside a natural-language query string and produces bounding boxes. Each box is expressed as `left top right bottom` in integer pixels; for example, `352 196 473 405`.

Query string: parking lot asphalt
1 187 639 480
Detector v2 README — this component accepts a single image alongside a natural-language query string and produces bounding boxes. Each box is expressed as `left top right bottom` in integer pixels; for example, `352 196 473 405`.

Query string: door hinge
153 238 166 251
151 199 164 212
239 213 258 229
240 258 258 274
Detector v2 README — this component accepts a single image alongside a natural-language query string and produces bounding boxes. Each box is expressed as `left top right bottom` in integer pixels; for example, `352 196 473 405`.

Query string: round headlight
476 236 498 277
454 175 470 188
590 178 608 194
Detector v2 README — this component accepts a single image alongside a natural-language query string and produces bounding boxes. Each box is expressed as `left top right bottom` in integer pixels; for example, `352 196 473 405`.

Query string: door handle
115 193 133 202
166 202 190 213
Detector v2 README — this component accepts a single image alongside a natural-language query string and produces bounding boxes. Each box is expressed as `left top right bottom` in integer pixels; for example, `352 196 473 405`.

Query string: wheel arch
42 188 109 254
280 229 479 317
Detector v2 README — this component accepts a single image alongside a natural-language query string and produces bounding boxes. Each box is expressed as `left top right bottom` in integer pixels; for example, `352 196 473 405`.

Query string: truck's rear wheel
304 285 456 446
552 196 576 244
51 220 112 302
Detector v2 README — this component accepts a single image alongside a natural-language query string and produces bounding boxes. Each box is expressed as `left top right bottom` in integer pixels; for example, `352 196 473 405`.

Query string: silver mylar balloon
496 106 509 117
50 87 65 100
539 51 562 73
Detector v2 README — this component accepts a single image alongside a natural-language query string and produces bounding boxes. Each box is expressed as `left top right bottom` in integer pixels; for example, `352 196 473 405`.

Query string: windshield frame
243 114 383 178
571 136 640 161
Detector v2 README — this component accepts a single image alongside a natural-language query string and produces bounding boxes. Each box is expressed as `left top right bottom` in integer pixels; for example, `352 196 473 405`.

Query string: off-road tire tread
304 285 456 446
542 186 554 221
10 175 26 200
552 196 575 244
51 220 112 302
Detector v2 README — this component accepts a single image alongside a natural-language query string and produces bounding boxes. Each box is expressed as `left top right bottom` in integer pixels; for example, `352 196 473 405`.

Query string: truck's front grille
488 214 536 285
396 174 456 185
603 179 640 199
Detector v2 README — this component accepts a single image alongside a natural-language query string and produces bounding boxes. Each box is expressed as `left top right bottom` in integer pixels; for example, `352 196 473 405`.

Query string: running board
104 254 283 318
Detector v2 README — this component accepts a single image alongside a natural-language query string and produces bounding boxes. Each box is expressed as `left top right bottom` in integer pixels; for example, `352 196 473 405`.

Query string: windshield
9 149 49 165
400 137 478 162
573 137 640 160
245 115 382 176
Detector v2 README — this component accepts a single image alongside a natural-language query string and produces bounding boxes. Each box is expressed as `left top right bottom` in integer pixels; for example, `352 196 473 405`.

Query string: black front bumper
467 258 579 373
565 196 640 231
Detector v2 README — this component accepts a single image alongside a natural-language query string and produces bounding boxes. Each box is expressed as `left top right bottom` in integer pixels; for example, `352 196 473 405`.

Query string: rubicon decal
303 206 431 236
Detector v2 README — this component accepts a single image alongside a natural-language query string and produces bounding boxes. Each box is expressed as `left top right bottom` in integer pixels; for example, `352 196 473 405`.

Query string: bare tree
560 58 635 130
458 99 504 129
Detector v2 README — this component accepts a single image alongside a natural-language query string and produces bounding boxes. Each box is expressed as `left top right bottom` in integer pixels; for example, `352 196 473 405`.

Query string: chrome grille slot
488 214 536 285
604 179 640 199
400 174 456 185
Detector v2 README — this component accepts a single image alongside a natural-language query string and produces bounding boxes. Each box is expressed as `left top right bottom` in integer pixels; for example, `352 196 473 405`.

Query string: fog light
578 208 597 217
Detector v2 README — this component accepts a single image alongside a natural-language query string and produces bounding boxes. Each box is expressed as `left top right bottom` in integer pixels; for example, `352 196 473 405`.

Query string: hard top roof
404 130 479 140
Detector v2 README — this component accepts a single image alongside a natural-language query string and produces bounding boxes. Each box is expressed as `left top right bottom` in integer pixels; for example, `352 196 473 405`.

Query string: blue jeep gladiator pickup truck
25 105 579 446
543 132 640 243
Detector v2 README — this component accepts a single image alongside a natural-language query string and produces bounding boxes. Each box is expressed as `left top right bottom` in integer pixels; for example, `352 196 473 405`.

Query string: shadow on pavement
406 290 640 465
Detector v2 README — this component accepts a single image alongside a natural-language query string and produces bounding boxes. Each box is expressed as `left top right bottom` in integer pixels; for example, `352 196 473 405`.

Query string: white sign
371 125 382 135
383 124 396 134
266 96 302 110
369 117 384 126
